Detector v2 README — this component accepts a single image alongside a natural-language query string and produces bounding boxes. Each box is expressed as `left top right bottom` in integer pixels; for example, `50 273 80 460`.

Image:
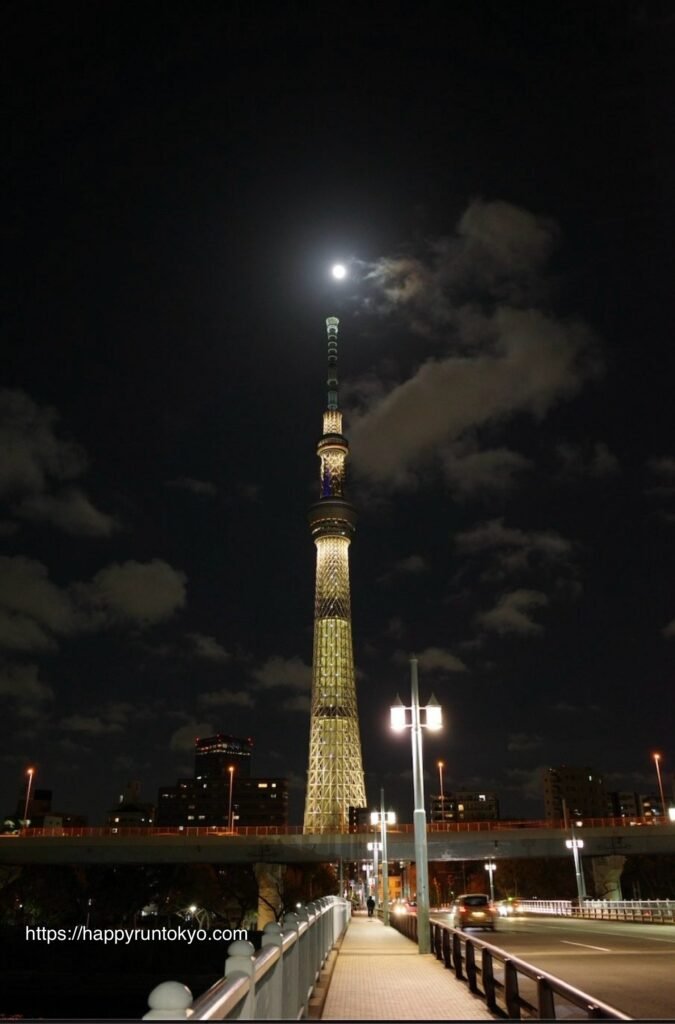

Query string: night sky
2 2 673 826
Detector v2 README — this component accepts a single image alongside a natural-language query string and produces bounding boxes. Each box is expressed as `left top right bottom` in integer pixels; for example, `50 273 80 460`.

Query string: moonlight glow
331 263 347 280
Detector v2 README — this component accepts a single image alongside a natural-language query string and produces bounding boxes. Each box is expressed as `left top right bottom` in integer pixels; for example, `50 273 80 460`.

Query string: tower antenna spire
326 316 339 411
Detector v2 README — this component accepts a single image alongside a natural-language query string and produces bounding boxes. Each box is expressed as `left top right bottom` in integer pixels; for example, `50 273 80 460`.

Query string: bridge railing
518 899 675 924
391 912 630 1020
8 815 671 838
142 896 349 1020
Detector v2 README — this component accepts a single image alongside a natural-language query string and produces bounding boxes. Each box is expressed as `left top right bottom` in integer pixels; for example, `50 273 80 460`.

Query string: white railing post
225 939 256 1019
295 905 312 1010
306 901 320 983
143 980 193 1020
261 922 284 1018
282 912 301 1018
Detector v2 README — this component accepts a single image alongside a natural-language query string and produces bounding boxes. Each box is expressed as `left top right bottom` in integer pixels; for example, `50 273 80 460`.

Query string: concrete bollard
143 980 193 1020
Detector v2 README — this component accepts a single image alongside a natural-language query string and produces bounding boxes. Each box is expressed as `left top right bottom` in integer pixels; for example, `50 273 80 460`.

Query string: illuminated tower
303 317 367 833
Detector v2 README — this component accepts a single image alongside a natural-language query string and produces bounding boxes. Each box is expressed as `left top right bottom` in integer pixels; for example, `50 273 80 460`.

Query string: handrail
390 912 631 1020
143 895 350 1020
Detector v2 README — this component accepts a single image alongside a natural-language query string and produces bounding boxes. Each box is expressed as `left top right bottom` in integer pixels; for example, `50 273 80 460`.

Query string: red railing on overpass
3 816 667 839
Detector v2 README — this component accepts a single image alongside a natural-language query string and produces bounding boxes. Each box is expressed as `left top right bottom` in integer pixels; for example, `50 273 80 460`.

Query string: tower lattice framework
303 316 366 833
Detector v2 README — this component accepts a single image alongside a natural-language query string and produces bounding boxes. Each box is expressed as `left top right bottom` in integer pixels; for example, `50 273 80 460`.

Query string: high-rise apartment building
195 734 253 779
430 791 500 822
543 765 607 820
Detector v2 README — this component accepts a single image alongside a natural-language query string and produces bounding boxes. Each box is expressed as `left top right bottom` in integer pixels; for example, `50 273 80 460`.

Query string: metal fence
142 896 349 1020
391 912 630 1020
518 899 675 924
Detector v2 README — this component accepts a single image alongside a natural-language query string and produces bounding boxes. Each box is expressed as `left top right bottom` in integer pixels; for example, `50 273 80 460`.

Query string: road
434 913 675 1020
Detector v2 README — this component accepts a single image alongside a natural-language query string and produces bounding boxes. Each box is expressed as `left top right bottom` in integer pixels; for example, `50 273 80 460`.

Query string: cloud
59 701 135 735
349 307 596 487
84 559 187 625
282 694 311 713
0 555 188 654
556 441 620 478
60 714 123 735
0 662 54 713
251 655 312 691
507 732 544 752
392 554 427 574
0 389 116 534
477 589 548 635
455 518 573 576
349 201 599 490
0 556 80 651
198 688 254 708
648 456 675 481
415 646 467 673
187 633 230 662
170 721 214 753
14 488 118 536
441 444 531 495
0 389 86 496
166 477 218 497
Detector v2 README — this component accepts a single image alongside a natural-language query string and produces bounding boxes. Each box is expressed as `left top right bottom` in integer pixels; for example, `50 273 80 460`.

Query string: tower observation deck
303 317 367 833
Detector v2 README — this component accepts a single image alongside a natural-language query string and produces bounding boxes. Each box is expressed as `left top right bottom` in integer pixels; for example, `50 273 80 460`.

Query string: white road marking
561 940 612 952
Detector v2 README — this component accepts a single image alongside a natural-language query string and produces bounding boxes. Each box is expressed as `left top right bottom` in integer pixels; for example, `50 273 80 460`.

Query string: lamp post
23 767 35 831
566 820 586 903
367 840 381 902
653 753 667 822
391 656 442 954
484 860 496 902
227 765 235 832
371 790 396 926
437 760 445 821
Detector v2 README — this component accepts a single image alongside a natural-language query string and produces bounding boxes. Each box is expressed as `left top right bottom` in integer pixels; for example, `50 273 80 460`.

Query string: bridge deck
321 911 494 1021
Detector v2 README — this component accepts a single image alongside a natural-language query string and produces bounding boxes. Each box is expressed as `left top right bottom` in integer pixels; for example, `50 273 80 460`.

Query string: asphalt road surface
437 913 675 1020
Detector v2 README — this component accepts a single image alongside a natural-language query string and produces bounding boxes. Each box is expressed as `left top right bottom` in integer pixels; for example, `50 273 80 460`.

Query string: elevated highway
2 819 675 864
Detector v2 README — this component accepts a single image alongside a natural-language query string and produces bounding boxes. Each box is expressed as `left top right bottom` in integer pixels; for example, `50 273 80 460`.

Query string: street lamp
484 860 496 902
227 765 235 832
23 767 35 830
565 820 586 904
653 753 667 822
391 656 442 954
371 790 396 926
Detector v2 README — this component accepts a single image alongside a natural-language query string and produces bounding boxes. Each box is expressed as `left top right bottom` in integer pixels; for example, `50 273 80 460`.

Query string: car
449 893 497 931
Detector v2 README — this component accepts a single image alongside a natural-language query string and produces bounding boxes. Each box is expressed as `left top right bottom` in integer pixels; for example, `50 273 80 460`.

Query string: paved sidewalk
321 912 496 1020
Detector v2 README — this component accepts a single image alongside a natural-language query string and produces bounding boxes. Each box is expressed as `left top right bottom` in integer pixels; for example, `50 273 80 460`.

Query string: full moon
331 263 347 280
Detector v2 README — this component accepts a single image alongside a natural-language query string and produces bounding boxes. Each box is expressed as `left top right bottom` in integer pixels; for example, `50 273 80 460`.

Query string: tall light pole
23 767 35 830
653 753 667 822
566 820 586 903
367 840 381 902
437 760 445 821
371 791 395 926
484 860 496 902
391 656 442 954
227 765 235 832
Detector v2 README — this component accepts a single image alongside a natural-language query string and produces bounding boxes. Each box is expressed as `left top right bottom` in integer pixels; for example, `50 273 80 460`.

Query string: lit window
257 783 268 789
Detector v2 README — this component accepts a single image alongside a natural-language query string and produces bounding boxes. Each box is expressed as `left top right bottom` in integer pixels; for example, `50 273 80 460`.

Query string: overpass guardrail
143 896 349 1020
392 911 630 1020
4 815 670 838
518 899 675 924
